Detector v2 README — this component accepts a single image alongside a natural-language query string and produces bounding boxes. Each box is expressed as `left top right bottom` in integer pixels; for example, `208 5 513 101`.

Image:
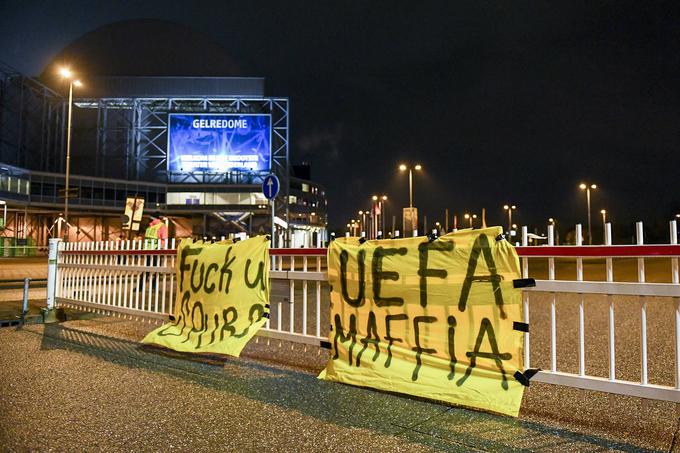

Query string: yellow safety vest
144 223 163 249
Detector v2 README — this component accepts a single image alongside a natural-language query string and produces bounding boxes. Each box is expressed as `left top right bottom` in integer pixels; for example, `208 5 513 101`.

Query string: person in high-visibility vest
144 214 168 249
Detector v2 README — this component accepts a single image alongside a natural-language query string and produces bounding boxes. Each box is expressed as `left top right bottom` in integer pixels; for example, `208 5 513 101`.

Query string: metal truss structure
0 62 66 173
75 96 290 228
0 62 296 240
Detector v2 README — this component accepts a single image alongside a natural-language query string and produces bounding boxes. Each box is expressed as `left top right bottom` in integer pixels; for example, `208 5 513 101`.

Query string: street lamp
371 194 388 239
59 67 83 240
463 213 477 228
503 204 516 233
398 164 422 209
600 209 607 244
579 183 597 245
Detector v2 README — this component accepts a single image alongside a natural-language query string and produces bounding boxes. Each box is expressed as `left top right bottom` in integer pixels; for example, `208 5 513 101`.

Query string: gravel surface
0 316 672 452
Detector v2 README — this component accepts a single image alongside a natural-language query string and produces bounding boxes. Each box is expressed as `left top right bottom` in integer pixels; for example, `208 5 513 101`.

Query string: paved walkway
0 317 673 452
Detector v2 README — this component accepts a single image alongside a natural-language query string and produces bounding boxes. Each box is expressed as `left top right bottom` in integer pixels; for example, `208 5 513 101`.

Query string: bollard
43 238 62 323
22 277 30 317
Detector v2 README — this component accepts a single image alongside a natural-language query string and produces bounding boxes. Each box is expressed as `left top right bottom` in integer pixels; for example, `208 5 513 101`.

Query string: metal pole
46 238 61 310
64 81 73 239
381 201 386 238
22 277 30 319
445 208 449 232
271 199 275 248
586 187 592 245
508 209 512 232
408 169 413 208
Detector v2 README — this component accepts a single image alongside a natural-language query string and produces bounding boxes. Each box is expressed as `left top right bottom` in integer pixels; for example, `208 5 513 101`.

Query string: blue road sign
262 174 280 200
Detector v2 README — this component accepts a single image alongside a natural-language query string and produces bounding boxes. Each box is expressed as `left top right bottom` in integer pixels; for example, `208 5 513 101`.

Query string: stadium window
288 195 297 204
301 183 310 192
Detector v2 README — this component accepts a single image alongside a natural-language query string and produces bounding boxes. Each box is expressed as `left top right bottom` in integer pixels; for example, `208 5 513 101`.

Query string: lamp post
399 164 422 236
579 183 597 245
398 164 422 208
464 213 477 228
358 210 367 237
503 204 516 233
58 68 82 240
548 217 559 245
600 209 607 244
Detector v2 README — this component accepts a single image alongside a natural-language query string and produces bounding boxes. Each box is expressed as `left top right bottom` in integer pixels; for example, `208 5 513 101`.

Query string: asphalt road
1 255 679 450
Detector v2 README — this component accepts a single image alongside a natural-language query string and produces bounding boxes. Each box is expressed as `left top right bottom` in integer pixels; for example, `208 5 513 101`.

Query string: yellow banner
319 227 527 416
142 236 270 356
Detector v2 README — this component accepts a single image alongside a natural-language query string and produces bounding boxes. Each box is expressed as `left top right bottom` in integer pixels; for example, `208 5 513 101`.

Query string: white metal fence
54 240 329 347
50 220 680 403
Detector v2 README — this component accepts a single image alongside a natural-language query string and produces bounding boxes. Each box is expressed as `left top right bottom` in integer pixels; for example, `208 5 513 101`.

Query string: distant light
358 210 363 215
548 217 554 223
591 184 597 189
503 204 509 210
59 67 72 78
579 183 587 190
414 164 422 170
399 164 407 171
73 80 83 87
600 209 606 214
464 213 470 219
381 195 387 201
372 195 378 201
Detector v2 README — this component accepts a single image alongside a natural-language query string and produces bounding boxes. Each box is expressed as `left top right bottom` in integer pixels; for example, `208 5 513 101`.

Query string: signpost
262 175 280 247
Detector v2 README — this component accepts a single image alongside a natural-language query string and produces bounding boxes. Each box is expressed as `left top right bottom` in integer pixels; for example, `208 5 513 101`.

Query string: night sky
1 1 679 240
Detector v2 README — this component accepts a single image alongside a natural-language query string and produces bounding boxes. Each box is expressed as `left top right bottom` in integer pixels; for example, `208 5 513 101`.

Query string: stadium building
0 21 328 250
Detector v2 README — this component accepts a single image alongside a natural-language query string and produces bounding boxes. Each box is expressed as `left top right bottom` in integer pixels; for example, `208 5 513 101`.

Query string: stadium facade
0 62 328 248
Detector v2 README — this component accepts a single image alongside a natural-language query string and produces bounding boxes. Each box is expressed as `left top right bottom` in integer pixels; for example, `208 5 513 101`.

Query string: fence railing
54 239 329 347
51 220 680 403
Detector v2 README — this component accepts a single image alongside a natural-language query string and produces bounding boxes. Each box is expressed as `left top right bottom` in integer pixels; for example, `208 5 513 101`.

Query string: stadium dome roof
39 19 244 89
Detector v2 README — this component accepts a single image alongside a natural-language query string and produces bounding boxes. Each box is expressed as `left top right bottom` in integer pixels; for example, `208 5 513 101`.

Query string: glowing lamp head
372 195 378 201
600 209 606 214
399 164 407 171
414 164 422 170
503 204 509 210
381 195 387 201
591 184 597 189
579 183 587 190
59 67 72 78
464 213 470 219
73 80 83 87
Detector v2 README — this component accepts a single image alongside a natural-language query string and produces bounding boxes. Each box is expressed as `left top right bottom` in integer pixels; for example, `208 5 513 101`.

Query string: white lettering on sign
191 118 249 129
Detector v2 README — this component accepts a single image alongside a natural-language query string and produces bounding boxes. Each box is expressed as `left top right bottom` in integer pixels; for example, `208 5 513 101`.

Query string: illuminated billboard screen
167 114 271 173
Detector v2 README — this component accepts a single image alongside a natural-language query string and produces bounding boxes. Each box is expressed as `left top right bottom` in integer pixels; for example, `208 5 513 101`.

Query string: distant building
0 68 327 247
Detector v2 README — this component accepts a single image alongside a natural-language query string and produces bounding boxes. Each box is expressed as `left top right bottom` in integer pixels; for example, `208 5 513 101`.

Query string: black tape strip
524 368 540 380
359 237 367 244
514 371 530 386
320 340 332 349
169 315 176 321
263 313 270 319
265 304 270 309
514 368 541 387
513 321 529 333
513 278 536 288
495 234 505 242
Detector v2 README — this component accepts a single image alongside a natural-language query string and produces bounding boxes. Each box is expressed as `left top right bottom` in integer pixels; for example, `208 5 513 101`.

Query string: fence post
44 238 62 322
46 238 61 310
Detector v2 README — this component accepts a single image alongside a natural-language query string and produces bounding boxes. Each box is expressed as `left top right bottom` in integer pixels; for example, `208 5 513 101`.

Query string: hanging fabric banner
319 227 527 416
142 236 270 357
